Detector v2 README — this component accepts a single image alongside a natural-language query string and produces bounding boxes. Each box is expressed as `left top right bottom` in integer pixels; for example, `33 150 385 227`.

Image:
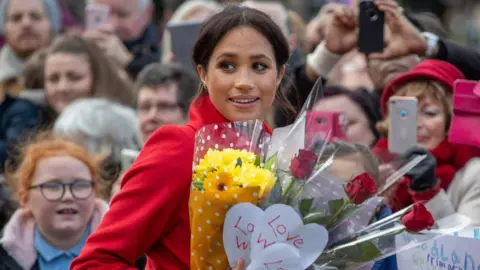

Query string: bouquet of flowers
189 120 276 269
216 82 471 270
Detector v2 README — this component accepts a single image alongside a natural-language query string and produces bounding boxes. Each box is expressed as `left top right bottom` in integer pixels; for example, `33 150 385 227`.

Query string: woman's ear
197 64 207 86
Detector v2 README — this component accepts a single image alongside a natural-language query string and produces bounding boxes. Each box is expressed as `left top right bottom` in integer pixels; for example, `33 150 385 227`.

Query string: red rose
290 149 318 179
345 172 378 205
401 203 435 232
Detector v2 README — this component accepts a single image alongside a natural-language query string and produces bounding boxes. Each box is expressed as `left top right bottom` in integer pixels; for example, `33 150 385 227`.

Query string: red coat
71 96 235 269
373 138 474 212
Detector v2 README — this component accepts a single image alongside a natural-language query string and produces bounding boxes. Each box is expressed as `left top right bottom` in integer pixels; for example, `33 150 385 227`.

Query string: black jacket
124 24 161 79
0 95 45 171
0 245 39 270
438 38 480 81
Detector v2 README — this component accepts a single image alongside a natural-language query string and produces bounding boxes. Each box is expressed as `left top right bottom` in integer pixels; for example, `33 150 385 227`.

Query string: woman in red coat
373 60 475 212
70 5 292 269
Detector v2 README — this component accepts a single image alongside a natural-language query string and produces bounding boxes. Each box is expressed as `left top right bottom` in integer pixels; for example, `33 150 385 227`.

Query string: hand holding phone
85 4 110 30
388 96 418 154
358 0 385 54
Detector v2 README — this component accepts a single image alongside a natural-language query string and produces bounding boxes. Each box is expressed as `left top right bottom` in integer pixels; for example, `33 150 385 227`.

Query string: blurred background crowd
0 0 479 269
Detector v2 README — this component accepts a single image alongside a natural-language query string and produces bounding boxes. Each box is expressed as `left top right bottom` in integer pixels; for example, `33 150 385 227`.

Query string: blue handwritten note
396 228 480 270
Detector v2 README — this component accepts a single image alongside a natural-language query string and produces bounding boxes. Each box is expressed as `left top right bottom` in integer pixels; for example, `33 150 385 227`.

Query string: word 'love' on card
223 203 328 269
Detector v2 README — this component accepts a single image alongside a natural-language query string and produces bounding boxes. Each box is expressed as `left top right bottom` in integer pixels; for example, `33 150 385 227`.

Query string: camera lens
367 9 378 21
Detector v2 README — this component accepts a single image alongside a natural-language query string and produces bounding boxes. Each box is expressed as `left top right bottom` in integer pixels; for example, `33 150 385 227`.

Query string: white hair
53 98 142 164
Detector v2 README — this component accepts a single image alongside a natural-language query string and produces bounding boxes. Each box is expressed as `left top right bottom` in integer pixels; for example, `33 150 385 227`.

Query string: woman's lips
228 97 260 108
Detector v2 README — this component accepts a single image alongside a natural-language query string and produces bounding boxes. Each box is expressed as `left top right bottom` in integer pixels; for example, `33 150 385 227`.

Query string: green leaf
328 199 347 215
315 162 324 170
331 241 382 263
192 181 204 191
357 242 382 261
264 153 277 171
254 155 261 167
336 203 357 221
303 210 330 225
235 157 242 167
300 198 314 217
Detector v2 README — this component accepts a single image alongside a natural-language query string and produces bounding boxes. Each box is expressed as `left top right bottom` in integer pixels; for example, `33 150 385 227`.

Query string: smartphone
305 111 347 149
358 0 384 54
167 20 202 74
120 149 139 172
388 97 418 154
85 4 110 30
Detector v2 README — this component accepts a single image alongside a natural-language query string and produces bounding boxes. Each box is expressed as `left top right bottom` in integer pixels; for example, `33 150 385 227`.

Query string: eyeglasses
29 180 95 202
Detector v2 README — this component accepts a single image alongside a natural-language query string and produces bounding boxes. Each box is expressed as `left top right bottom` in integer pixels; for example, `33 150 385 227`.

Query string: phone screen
358 0 384 53
85 4 110 30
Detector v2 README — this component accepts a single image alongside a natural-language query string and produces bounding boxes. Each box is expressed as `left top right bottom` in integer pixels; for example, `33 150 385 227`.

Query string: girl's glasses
29 180 94 201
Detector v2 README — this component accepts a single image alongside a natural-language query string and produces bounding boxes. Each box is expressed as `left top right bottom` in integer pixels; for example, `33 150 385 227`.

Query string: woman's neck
39 227 87 251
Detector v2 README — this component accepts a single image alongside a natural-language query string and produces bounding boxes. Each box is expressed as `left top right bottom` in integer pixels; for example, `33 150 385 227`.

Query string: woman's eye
253 63 268 71
422 110 439 117
220 62 235 72
67 73 83 81
47 75 59 83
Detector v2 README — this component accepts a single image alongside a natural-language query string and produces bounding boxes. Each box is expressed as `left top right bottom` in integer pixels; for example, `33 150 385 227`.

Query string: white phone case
388 97 418 154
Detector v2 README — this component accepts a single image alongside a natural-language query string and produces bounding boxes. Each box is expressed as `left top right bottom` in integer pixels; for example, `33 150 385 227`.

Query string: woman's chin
225 110 263 122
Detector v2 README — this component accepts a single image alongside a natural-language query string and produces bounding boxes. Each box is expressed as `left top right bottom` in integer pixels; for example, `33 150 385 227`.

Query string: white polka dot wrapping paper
189 120 273 270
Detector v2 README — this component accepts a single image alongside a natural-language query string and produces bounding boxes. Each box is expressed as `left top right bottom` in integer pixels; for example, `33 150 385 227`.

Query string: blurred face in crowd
327 153 368 181
93 0 150 41
45 53 93 114
5 0 52 57
197 26 285 122
25 156 96 247
394 81 449 150
137 84 185 141
416 95 448 150
368 55 420 91
314 95 376 146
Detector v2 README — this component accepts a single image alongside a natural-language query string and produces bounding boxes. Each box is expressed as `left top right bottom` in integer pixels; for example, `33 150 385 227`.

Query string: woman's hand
233 258 245 270
324 5 358 55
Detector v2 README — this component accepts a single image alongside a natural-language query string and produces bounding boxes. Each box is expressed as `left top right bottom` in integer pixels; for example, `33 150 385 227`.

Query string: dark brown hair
192 4 295 114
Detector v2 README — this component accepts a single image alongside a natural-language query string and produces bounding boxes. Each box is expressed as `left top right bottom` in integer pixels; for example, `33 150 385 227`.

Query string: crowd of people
0 0 479 269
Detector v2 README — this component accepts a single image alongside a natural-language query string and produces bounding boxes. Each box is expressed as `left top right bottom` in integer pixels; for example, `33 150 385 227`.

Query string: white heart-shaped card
223 203 264 267
250 204 328 269
223 203 329 269
246 243 303 270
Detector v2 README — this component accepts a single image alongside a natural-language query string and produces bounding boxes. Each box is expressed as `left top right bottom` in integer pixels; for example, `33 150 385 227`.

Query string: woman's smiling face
197 26 285 122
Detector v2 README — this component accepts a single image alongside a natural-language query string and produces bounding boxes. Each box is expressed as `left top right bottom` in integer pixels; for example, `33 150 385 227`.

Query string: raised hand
324 5 358 55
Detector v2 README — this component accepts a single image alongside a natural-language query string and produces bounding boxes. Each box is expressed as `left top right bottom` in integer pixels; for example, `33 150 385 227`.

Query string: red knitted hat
380 59 465 115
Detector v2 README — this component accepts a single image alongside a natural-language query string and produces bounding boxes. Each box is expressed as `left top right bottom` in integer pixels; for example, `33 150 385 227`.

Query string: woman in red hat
373 59 475 212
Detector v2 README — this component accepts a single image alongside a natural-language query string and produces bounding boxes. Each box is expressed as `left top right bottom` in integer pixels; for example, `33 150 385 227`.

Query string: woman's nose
55 78 69 93
234 69 254 91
